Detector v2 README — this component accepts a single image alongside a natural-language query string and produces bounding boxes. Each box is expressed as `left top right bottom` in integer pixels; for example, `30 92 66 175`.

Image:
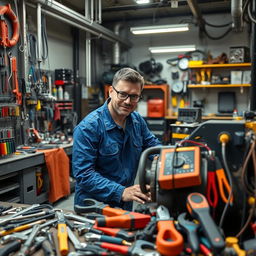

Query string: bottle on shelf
57 85 63 100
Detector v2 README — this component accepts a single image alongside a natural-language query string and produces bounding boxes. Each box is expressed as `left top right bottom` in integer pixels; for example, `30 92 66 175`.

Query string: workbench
0 143 73 204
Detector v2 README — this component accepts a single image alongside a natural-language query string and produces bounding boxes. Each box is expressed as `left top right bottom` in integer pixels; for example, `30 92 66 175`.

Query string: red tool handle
11 57 22 105
156 220 184 256
96 212 150 229
93 225 134 241
206 171 218 208
0 16 8 47
102 206 128 217
95 242 129 255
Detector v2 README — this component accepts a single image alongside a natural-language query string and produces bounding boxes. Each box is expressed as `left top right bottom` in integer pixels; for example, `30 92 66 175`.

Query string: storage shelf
188 84 251 88
188 63 251 68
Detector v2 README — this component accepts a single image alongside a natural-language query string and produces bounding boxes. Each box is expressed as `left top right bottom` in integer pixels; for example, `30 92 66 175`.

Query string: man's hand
122 184 151 204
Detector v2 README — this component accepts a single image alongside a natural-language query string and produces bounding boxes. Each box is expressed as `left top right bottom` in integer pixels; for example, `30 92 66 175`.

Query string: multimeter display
158 146 201 190
164 151 195 175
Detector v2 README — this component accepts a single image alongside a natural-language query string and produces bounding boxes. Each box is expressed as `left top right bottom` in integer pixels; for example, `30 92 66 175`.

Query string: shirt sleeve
72 124 125 203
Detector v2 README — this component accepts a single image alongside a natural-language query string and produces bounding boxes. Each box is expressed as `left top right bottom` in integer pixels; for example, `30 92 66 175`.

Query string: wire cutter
74 198 151 229
215 156 233 204
156 205 184 256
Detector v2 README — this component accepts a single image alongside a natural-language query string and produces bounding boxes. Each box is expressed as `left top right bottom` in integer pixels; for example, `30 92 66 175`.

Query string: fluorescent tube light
149 45 196 53
130 24 189 35
136 0 150 4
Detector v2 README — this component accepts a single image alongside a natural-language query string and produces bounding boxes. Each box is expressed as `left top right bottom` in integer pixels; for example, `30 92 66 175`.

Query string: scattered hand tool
135 219 157 242
0 204 40 226
0 219 45 237
186 192 225 253
75 198 151 229
66 226 108 256
84 232 131 246
177 212 200 254
17 224 41 256
56 210 69 256
0 240 22 256
65 212 135 241
156 205 183 256
95 239 159 256
215 156 233 204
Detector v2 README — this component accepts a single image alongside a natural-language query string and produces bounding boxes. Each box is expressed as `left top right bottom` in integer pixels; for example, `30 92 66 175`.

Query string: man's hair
112 68 144 90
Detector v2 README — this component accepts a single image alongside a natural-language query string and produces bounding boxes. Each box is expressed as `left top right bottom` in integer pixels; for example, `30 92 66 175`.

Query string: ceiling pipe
113 24 121 65
186 0 205 31
27 0 131 47
231 0 243 31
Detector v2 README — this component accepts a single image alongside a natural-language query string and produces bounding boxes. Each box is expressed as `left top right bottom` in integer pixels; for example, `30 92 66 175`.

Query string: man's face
109 80 142 118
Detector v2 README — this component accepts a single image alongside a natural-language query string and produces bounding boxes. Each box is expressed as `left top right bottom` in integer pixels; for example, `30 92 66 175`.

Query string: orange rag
43 147 70 203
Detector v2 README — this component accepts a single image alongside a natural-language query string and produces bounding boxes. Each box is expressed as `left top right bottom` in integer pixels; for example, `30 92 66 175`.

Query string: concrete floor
54 192 75 211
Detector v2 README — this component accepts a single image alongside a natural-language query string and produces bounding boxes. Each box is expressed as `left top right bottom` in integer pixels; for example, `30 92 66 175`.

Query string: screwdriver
56 211 69 256
84 232 132 246
0 220 45 237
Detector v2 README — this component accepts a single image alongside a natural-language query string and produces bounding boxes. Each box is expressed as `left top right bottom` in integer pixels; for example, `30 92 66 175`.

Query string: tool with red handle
11 56 22 105
186 192 225 253
156 205 183 256
75 199 151 229
95 240 158 256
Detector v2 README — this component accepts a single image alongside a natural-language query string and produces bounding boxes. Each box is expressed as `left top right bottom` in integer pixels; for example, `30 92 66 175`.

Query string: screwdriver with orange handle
156 205 184 256
186 192 225 253
56 211 69 256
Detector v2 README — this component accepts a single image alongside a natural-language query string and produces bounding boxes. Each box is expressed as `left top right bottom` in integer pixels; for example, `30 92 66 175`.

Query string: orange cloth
43 147 70 203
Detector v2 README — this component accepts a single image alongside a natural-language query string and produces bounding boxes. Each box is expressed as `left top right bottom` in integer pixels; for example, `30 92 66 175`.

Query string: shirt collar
102 98 138 131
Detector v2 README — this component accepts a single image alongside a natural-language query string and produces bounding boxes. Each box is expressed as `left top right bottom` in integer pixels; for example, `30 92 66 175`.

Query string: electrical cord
218 142 233 229
28 33 38 66
202 26 232 40
204 20 232 28
41 14 49 61
236 138 256 237
247 1 256 24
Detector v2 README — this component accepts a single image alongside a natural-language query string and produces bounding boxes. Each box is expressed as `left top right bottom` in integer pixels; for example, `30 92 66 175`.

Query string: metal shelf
188 84 251 88
188 63 251 68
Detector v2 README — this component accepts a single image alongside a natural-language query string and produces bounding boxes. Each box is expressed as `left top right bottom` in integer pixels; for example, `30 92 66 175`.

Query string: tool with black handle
0 240 22 256
177 212 200 254
186 192 225 253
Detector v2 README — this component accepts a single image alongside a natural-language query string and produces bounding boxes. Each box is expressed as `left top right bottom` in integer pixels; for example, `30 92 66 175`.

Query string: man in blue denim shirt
72 68 160 210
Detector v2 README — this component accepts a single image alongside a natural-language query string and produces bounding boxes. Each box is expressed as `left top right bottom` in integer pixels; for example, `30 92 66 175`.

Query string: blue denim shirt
72 99 160 210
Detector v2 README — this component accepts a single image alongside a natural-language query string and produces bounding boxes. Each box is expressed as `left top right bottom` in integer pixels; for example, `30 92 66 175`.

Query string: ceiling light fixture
149 45 196 53
135 0 150 4
130 24 189 35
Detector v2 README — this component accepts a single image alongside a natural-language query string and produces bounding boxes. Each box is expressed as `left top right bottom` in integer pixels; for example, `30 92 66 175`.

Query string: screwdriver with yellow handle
56 211 69 256
0 219 45 237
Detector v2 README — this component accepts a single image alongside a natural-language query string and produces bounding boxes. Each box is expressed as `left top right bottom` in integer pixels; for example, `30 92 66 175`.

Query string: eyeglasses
112 86 142 103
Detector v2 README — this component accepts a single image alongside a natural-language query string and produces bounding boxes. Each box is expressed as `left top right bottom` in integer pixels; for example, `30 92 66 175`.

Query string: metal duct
231 0 243 31
113 24 121 65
